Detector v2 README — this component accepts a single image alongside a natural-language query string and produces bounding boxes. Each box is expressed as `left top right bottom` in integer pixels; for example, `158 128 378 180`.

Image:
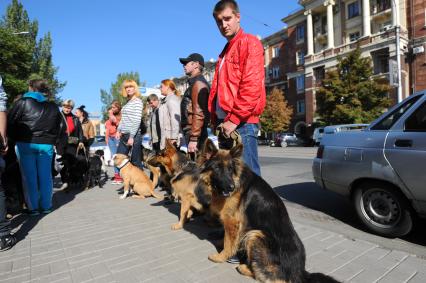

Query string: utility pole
393 0 403 103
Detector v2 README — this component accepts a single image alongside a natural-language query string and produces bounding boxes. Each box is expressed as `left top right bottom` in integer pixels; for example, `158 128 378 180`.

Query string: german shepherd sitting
198 140 339 283
150 140 211 230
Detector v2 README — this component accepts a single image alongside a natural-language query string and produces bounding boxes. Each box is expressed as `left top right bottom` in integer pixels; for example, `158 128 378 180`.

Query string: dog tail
147 164 160 188
304 271 341 283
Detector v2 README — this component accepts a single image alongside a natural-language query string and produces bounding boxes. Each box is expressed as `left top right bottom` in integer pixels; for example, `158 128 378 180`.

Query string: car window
405 101 426 132
371 96 421 130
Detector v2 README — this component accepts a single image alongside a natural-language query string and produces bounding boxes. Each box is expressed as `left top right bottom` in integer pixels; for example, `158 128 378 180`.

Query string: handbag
67 136 79 144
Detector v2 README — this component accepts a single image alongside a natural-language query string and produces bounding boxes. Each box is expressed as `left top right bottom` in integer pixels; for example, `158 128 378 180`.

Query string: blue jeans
15 142 54 211
108 136 119 174
117 132 143 170
237 123 261 176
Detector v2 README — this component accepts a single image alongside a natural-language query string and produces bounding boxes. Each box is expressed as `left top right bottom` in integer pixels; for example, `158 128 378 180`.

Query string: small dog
198 139 339 283
85 150 104 189
150 140 211 230
113 153 163 200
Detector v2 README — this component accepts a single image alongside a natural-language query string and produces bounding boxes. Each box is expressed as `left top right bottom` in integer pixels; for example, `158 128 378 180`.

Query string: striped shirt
118 97 143 138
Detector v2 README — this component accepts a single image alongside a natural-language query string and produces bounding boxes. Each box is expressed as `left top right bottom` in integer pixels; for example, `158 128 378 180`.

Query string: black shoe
226 255 240 264
0 234 17 252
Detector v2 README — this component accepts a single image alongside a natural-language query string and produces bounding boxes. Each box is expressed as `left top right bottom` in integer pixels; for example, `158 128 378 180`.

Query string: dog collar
117 159 130 170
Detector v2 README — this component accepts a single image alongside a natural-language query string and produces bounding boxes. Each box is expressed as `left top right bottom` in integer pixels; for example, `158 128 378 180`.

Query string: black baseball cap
179 53 205 66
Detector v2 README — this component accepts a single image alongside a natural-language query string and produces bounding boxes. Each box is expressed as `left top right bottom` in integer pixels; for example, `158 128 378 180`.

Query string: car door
384 100 426 202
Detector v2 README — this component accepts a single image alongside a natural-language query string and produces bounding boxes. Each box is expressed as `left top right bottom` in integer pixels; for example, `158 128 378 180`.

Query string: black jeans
117 132 143 170
0 163 11 237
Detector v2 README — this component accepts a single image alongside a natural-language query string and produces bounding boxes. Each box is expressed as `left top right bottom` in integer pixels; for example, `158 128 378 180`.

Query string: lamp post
392 0 402 103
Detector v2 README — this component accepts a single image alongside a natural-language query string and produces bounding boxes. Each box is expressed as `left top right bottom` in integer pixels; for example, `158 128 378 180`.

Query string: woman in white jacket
158 79 181 149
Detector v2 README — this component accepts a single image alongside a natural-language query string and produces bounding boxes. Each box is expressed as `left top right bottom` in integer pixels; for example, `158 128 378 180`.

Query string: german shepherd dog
199 140 339 283
149 140 211 230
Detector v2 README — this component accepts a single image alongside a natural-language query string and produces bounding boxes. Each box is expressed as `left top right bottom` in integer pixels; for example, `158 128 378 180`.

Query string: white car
90 136 112 166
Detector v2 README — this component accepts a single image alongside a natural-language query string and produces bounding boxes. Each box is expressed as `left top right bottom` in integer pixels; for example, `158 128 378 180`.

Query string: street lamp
392 0 402 103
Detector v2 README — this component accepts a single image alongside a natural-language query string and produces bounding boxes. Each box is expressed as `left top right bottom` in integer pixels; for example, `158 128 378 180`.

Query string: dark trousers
117 132 143 170
0 166 10 237
60 144 78 184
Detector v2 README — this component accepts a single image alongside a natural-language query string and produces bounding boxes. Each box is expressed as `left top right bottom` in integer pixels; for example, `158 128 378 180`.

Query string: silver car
312 91 426 237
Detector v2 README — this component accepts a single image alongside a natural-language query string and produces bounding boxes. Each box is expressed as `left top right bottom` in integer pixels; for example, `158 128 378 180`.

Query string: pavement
1 148 426 283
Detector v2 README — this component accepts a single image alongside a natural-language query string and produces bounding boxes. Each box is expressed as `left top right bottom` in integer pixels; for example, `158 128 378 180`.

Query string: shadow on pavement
10 177 88 242
273 181 426 246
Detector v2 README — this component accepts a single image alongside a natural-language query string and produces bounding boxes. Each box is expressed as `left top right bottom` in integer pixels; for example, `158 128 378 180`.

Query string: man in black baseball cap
179 53 210 158
179 53 205 67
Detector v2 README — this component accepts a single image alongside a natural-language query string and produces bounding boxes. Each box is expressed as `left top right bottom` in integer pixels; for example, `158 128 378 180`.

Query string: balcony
371 0 392 23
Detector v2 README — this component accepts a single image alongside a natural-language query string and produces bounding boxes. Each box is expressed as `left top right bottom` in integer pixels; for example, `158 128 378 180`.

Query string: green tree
0 0 65 103
100 72 144 121
260 87 293 134
316 48 391 125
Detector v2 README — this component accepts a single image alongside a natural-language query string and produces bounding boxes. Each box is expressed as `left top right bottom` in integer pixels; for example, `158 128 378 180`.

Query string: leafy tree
260 87 293 134
316 48 391 125
0 0 65 103
100 72 145 121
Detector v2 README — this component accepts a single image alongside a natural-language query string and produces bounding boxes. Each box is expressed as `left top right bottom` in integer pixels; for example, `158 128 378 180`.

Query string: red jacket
209 28 266 126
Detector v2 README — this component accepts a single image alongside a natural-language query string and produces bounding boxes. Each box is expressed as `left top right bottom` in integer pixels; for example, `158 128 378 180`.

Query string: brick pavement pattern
1 173 426 282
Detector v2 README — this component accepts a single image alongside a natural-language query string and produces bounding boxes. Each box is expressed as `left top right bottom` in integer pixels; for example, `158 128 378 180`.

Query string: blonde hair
161 79 181 97
121 79 141 98
62 99 75 108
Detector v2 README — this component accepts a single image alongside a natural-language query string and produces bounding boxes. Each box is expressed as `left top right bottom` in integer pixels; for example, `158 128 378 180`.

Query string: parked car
312 127 325 145
312 91 426 237
323 123 369 135
90 138 112 166
270 132 298 147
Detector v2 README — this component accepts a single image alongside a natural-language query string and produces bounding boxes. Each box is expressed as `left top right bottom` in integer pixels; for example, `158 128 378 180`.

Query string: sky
0 0 301 114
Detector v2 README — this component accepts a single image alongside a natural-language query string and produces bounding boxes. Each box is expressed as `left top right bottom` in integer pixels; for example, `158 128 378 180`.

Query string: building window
272 67 280 79
314 66 325 86
297 100 306 113
272 46 280 58
296 75 305 93
348 1 360 19
349 31 360 42
296 25 305 42
296 51 305 66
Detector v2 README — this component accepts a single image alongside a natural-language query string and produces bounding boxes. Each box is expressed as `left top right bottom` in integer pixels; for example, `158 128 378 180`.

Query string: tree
0 0 65 103
100 72 144 121
260 87 293 134
316 48 391 125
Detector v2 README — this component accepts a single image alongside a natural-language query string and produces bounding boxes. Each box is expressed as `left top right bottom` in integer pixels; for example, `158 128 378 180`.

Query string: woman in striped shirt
116 80 144 169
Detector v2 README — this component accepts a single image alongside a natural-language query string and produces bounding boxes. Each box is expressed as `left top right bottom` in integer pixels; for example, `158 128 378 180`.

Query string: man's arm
0 82 8 152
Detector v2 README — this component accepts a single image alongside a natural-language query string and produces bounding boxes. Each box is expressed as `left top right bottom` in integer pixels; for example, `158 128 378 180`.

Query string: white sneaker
59 183 68 190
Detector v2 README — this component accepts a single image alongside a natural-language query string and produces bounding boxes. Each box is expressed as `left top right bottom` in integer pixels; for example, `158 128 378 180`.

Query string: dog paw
119 195 127 200
171 223 183 230
208 253 226 263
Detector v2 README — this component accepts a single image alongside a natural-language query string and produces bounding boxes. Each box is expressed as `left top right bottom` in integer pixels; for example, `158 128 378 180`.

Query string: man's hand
222 120 238 137
188 141 198 153
115 132 121 139
127 137 134 146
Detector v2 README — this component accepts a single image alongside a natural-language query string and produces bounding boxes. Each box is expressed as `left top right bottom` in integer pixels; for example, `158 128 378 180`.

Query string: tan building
264 0 411 139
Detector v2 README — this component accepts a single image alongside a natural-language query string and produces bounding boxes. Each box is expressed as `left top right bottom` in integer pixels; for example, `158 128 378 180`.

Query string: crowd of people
1 0 266 256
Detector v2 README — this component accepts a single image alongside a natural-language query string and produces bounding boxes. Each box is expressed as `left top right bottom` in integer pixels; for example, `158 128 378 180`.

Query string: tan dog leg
120 181 130 199
171 198 191 230
208 219 240 263
236 264 254 278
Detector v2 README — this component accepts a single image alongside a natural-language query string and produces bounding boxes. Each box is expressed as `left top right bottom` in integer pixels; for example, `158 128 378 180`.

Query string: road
258 146 426 259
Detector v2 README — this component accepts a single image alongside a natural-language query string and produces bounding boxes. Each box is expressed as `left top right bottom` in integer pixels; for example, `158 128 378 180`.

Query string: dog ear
230 143 243 159
200 139 218 161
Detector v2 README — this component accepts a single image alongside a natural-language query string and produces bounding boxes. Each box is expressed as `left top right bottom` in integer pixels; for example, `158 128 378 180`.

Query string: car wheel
353 181 413 237
280 141 288 147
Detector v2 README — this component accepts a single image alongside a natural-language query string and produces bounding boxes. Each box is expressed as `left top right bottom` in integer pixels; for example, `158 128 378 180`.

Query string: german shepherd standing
198 140 339 283
149 140 211 230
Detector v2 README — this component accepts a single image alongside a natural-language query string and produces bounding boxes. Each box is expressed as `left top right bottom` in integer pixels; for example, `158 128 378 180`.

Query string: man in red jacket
209 0 266 176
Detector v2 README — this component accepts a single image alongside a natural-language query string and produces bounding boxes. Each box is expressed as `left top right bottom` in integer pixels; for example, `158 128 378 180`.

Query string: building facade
264 0 412 139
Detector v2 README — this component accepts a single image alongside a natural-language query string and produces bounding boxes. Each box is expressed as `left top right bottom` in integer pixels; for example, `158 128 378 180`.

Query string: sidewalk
1 172 426 282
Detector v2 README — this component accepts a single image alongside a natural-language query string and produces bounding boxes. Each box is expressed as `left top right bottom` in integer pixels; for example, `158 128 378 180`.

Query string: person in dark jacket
58 99 84 191
7 79 64 215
